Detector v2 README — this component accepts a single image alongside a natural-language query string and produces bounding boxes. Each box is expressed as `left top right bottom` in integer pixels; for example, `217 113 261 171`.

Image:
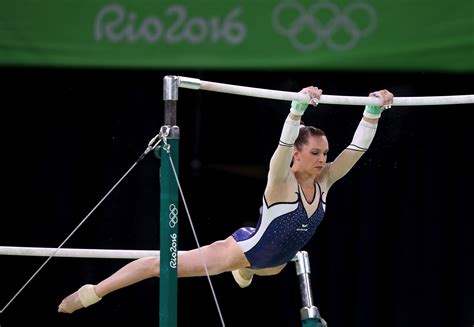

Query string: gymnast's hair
294 121 326 150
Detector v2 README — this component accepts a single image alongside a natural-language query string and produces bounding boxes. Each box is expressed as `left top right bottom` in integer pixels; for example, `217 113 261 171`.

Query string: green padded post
158 76 180 327
158 135 179 326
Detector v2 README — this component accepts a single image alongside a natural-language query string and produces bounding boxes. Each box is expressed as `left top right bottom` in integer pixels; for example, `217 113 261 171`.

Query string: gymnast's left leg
58 236 249 313
232 264 287 288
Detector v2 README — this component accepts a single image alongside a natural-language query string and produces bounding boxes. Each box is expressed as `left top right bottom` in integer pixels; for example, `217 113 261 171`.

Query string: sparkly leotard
232 182 325 269
232 118 378 269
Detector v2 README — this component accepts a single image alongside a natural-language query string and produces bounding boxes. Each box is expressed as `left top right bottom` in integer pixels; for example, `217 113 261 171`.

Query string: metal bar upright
293 251 327 327
158 75 180 327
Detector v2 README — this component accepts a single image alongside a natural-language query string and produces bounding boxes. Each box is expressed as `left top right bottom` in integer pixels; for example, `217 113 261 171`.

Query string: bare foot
58 291 83 313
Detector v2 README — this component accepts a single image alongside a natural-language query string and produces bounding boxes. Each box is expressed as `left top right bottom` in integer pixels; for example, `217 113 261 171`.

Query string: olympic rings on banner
272 0 377 51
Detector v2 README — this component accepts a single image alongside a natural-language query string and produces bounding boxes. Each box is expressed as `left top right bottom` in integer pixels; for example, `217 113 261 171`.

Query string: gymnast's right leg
58 236 249 313
58 256 160 313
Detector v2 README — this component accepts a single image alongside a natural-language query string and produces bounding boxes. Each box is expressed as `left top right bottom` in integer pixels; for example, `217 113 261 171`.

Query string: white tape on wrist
347 120 377 152
290 100 308 116
78 284 102 307
279 118 300 147
362 111 381 119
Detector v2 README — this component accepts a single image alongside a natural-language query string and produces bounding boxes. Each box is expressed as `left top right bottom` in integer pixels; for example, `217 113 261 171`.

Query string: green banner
0 0 473 71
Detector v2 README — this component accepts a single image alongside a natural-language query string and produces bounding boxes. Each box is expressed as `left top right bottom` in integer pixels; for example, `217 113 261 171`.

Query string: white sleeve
346 120 378 152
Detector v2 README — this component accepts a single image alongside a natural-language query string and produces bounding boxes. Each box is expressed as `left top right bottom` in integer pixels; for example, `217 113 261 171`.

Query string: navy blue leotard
232 183 325 269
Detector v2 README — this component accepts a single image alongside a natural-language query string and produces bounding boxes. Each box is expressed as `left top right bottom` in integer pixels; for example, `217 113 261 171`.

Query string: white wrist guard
279 118 300 147
347 120 377 152
78 284 102 307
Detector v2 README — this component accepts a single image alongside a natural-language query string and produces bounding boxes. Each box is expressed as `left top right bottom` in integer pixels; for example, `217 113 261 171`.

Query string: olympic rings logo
168 204 178 228
272 0 377 51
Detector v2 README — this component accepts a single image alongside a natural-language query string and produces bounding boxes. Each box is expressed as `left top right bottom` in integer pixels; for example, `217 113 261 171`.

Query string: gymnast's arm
267 87 322 185
267 112 301 184
327 89 393 186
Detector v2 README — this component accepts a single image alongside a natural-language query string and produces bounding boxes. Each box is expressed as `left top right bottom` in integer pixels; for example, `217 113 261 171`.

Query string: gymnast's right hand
290 86 323 116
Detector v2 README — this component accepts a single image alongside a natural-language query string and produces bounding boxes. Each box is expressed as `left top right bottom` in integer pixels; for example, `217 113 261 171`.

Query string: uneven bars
177 76 474 106
0 246 160 259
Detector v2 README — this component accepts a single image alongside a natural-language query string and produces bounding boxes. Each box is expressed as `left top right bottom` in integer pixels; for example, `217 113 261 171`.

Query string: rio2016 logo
94 1 376 52
169 204 178 268
95 4 246 44
169 232 178 268
272 0 377 51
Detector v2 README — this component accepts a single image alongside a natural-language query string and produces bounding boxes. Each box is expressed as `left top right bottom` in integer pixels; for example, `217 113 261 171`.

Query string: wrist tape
279 118 300 146
363 105 383 119
347 120 377 152
290 100 309 116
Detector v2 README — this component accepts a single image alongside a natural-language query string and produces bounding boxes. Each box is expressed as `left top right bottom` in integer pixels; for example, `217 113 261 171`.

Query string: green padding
159 138 180 327
364 105 382 115
302 318 326 327
291 100 309 115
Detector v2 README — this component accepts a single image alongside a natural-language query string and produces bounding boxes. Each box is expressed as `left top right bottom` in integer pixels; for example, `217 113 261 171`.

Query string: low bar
0 246 160 259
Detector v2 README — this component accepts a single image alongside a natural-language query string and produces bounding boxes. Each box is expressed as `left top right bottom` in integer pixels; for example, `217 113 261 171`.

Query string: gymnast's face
294 135 329 176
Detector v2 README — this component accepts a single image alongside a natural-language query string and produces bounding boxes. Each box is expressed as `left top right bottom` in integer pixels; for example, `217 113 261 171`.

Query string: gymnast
58 86 393 313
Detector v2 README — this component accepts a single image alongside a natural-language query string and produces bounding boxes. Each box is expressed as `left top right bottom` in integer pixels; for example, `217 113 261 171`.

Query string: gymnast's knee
208 237 246 272
139 256 160 277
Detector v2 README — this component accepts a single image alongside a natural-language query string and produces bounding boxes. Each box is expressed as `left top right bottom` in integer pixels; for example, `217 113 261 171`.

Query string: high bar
176 76 474 106
0 246 160 259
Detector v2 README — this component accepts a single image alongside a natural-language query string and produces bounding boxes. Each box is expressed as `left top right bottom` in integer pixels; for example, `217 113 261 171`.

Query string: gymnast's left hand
369 89 394 109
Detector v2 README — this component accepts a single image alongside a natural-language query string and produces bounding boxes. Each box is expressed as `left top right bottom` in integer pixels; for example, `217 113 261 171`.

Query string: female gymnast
58 86 393 313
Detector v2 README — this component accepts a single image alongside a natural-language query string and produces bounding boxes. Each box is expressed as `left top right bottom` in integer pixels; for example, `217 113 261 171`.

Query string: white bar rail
0 246 160 259
177 76 474 106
